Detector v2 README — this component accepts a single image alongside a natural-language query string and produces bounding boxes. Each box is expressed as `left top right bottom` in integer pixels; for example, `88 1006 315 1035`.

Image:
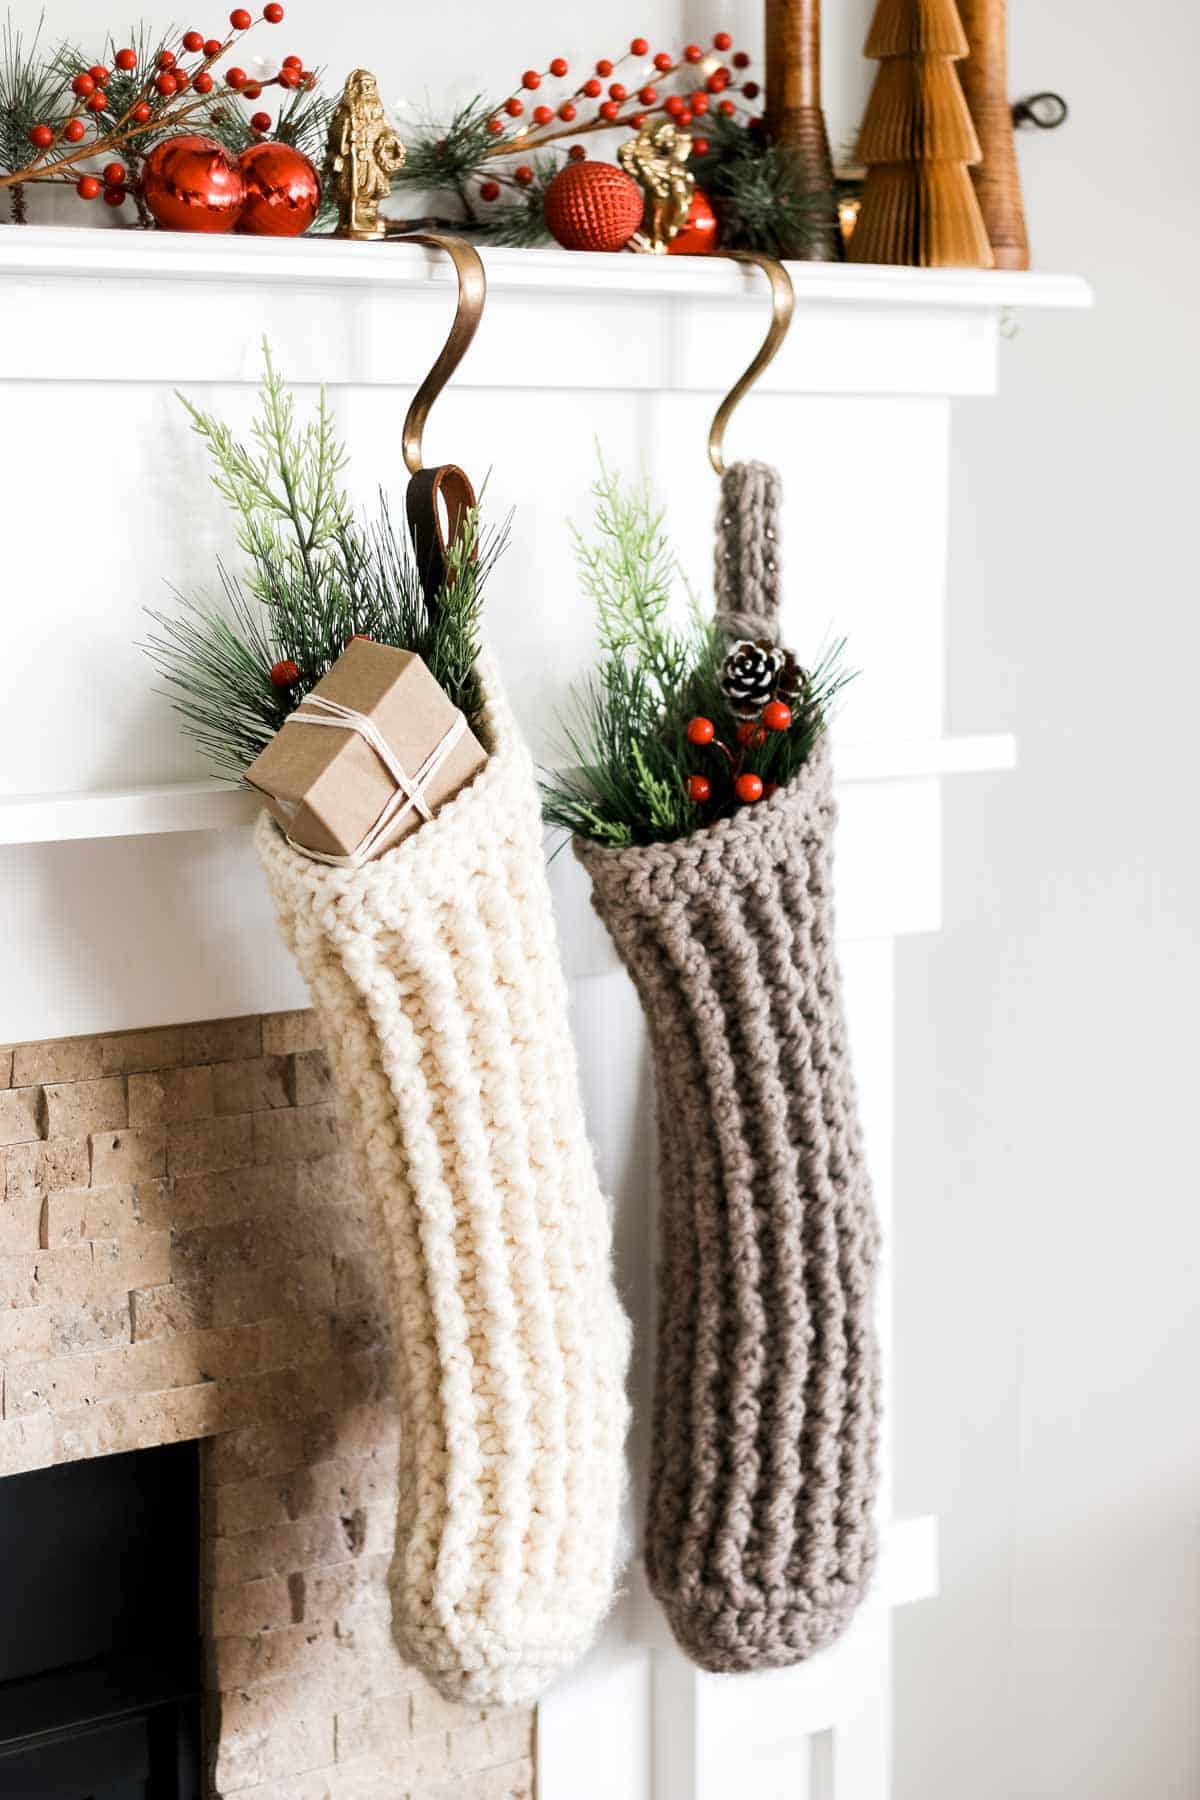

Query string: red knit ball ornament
667 187 719 255
543 160 643 253
142 134 245 232
236 140 320 236
270 659 301 688
735 772 763 803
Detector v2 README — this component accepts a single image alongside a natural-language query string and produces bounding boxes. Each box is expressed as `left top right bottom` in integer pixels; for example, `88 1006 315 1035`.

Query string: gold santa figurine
325 69 406 240
618 119 695 253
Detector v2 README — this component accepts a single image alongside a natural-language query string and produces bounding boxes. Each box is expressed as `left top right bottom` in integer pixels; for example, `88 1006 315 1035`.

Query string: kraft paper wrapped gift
245 638 487 864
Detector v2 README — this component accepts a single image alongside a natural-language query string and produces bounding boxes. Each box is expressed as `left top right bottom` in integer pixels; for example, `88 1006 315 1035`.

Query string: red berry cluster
17 8 307 207
684 698 793 809
474 31 758 207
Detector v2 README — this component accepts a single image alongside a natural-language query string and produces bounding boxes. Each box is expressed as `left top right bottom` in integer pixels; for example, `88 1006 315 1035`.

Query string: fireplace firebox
0 1441 201 1799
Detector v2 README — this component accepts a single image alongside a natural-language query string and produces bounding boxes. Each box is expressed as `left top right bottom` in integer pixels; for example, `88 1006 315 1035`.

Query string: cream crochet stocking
256 653 630 1707
574 462 881 1674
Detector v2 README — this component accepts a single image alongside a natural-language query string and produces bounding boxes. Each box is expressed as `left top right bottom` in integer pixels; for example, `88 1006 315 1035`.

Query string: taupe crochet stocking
575 461 881 1674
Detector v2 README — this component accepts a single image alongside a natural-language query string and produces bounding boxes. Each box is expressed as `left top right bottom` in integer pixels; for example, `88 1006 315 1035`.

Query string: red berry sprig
5 5 305 205
685 683 797 810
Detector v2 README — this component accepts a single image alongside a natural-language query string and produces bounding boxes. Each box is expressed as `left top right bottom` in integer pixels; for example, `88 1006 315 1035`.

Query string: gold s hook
708 252 795 477
391 232 487 475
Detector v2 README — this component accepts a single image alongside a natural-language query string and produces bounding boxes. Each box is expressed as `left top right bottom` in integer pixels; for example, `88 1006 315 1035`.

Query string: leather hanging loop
708 253 795 476
406 463 478 612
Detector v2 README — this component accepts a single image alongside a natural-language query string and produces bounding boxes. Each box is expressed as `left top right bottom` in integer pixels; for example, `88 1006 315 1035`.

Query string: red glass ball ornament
686 774 711 803
667 187 719 256
155 72 178 95
89 64 111 84
683 43 703 62
713 31 733 50
204 37 223 55
686 716 715 746
270 659 301 688
194 71 214 93
102 161 126 187
543 159 644 253
558 101 576 121
71 71 95 97
29 123 54 148
479 179 501 202
230 7 252 28
142 134 246 232
102 186 126 206
653 51 672 71
115 46 138 70
763 700 792 732
263 2 285 19
182 30 205 51
64 117 87 142
88 90 109 110
532 104 553 125
236 139 320 235
735 772 763 803
522 68 541 89
630 36 649 55
549 57 569 78
76 175 101 199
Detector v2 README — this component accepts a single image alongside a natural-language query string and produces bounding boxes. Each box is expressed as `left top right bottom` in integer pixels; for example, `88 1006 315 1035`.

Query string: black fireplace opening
0 1440 202 1799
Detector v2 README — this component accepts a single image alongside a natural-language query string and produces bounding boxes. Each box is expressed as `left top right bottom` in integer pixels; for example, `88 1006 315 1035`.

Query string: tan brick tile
11 1038 104 1086
0 1307 53 1363
127 1066 214 1126
94 1323 259 1400
329 1307 388 1361
210 1254 337 1330
428 1759 536 1800
325 1403 398 1465
298 1557 384 1629
177 1016 262 1066
90 1229 171 1295
128 1179 173 1231
222 1770 335 1800
212 1454 372 1537
410 1682 486 1736
258 1311 335 1373
328 1755 417 1800
41 1184 140 1249
166 1113 254 1179
333 1254 384 1314
295 1151 367 1209
213 1055 292 1115
4 1135 90 1201
209 1572 297 1637
254 1104 341 1168
0 1087 44 1147
211 1512 348 1589
262 1010 322 1056
292 1049 334 1108
333 1694 417 1764
0 1412 54 1476
130 1280 213 1342
51 1296 132 1354
55 1381 222 1462
0 1048 12 1088
4 1353 94 1418
101 1016 260 1077
207 1412 338 1487
260 1706 336 1784
89 1126 167 1186
213 1618 338 1690
171 1217 255 1282
42 1077 127 1140
0 1188 44 1255
32 1245 94 1305
167 1162 298 1231
446 1712 534 1773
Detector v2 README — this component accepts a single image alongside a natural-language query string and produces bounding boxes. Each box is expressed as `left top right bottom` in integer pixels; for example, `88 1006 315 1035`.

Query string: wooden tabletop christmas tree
849 0 993 267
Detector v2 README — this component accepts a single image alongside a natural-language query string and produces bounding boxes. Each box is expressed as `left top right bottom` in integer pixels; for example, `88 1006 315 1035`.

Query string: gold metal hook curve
391 232 487 476
708 252 795 477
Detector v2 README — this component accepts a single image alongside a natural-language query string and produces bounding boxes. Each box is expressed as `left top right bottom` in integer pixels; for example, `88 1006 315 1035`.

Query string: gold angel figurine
618 119 695 253
325 69 406 240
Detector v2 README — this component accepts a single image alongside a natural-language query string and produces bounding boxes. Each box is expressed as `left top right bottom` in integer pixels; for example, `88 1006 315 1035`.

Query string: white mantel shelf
0 734 1016 847
0 223 1092 310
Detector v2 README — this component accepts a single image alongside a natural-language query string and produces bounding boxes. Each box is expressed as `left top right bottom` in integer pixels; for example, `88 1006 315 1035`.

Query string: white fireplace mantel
0 225 1091 1800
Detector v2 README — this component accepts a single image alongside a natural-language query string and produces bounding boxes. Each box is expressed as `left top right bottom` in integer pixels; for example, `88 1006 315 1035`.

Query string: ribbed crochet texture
256 652 631 1708
575 462 880 1673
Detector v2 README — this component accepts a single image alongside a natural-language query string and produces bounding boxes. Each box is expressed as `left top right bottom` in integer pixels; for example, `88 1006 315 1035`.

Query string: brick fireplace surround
0 1010 536 1800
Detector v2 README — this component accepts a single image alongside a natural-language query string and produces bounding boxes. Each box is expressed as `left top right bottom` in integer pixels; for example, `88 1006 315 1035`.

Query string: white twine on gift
281 693 467 867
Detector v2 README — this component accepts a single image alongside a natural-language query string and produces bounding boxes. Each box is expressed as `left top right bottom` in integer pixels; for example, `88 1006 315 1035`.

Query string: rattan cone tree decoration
849 0 993 268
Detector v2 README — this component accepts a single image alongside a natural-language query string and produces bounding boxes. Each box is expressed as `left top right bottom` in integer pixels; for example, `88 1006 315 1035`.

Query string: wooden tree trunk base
774 108 843 261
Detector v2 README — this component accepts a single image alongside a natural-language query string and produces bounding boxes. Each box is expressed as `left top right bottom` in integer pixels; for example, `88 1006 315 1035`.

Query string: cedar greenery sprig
0 15 70 221
143 347 504 779
689 109 839 259
541 462 850 848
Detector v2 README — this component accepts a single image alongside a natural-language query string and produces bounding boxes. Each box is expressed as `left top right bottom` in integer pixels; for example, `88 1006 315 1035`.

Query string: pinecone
721 638 784 719
776 650 809 703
